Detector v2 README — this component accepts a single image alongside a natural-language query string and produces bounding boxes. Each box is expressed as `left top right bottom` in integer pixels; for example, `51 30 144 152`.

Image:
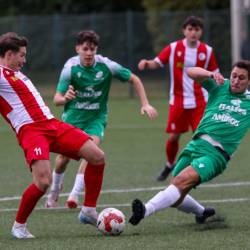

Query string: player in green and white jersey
45 30 158 209
129 60 250 227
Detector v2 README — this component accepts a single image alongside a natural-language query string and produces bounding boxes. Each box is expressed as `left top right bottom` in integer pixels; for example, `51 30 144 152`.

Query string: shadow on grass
193 214 229 231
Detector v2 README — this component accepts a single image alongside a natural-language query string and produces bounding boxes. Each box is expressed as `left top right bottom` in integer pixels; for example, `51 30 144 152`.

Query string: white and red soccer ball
97 208 126 236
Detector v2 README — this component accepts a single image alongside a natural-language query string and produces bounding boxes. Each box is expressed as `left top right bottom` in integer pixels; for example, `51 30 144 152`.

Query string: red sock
166 139 179 166
16 183 45 224
84 163 105 207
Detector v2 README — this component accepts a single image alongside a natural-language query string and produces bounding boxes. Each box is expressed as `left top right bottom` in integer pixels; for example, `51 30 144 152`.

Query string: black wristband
209 73 214 79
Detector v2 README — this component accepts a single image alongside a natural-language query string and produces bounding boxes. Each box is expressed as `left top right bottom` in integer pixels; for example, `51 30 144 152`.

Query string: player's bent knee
35 177 51 192
57 154 70 163
34 172 52 191
168 134 180 142
79 141 105 165
88 150 105 165
32 160 52 191
171 175 188 192
171 174 197 194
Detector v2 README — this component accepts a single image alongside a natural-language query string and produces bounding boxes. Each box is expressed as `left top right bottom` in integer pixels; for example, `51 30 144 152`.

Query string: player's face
76 42 97 67
230 67 250 94
7 47 26 71
183 25 202 46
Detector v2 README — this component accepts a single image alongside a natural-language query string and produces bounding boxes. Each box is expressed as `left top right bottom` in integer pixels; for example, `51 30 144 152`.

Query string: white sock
13 221 25 227
51 171 64 191
69 173 84 197
145 184 180 217
82 206 96 213
166 161 175 169
177 194 204 216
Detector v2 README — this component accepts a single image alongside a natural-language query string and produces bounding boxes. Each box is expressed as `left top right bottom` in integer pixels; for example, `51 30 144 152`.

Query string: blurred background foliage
0 0 229 15
0 0 232 87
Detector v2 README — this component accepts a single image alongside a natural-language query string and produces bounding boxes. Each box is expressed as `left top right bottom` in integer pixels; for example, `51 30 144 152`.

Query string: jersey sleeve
156 45 171 65
200 78 218 92
207 50 219 72
111 63 131 82
97 55 131 82
56 64 72 94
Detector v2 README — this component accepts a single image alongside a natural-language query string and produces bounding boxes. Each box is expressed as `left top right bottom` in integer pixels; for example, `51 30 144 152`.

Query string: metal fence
0 10 231 74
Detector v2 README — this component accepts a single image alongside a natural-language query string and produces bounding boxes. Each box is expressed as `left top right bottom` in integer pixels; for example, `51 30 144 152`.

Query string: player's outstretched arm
129 73 158 119
187 67 225 85
138 59 160 71
53 85 76 106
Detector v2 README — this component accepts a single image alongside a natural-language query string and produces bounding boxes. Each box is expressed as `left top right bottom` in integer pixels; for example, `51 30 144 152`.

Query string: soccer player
0 32 107 239
129 60 250 226
138 16 219 181
45 30 158 209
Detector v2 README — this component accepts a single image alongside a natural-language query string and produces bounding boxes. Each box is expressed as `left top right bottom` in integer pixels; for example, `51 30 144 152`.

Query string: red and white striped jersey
0 65 54 133
155 38 219 108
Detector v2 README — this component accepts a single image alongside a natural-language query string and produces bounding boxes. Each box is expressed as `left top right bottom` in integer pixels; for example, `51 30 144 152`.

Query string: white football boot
78 207 98 226
11 222 35 239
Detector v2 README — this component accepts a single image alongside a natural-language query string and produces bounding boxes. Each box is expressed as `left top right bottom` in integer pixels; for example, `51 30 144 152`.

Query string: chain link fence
0 10 232 96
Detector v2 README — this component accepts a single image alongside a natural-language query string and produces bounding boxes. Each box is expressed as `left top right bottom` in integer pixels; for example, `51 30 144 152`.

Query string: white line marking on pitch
1 181 250 202
0 197 250 213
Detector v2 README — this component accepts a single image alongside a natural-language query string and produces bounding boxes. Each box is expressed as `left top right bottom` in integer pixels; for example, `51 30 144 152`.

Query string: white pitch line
1 181 250 203
0 197 250 213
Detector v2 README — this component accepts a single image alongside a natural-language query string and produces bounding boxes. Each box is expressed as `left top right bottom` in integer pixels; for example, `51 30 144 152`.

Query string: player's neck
186 39 199 48
80 60 95 68
0 59 13 70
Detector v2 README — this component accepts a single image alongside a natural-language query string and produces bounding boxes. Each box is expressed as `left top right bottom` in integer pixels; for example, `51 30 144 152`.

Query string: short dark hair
0 32 28 57
233 60 250 79
182 16 204 29
75 30 100 46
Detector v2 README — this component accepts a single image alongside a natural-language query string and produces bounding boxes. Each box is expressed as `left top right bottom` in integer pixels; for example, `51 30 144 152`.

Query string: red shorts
166 104 205 133
17 119 91 167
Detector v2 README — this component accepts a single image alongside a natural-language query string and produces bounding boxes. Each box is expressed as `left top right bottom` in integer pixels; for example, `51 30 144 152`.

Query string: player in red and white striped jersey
138 16 219 181
0 32 106 238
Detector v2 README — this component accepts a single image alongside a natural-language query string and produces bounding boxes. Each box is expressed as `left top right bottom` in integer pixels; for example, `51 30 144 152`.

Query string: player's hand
138 59 148 71
211 72 225 85
64 85 76 101
141 104 158 119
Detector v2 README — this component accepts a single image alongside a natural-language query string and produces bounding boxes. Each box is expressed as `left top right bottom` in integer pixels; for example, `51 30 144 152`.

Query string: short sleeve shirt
194 78 250 155
56 55 131 125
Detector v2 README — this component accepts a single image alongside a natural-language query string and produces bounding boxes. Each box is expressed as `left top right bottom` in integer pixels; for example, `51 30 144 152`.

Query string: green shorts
64 117 106 140
172 138 228 184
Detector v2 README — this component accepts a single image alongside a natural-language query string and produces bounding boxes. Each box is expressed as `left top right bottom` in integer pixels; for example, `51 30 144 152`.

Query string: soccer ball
97 208 126 236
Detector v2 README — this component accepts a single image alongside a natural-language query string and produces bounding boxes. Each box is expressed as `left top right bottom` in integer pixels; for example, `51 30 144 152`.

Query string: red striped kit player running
138 16 219 181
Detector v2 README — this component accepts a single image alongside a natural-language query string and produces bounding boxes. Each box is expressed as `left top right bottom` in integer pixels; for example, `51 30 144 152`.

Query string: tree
0 0 145 16
141 0 230 54
142 0 229 11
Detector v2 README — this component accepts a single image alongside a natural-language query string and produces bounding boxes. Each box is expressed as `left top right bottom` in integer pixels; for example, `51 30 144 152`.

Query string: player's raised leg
77 139 105 226
66 135 101 209
130 165 216 226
